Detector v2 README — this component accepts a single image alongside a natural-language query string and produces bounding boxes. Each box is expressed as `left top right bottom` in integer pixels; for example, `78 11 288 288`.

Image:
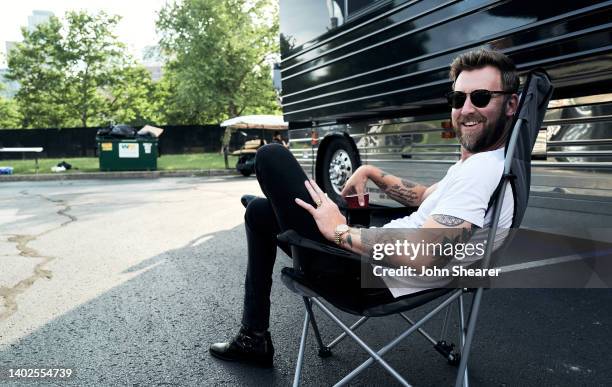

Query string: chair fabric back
504 70 554 228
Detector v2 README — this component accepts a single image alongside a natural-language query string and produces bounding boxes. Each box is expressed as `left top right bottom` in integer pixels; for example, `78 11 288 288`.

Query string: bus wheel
321 137 358 202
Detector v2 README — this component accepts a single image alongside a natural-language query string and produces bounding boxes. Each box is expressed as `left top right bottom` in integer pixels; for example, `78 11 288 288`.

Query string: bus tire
320 137 359 203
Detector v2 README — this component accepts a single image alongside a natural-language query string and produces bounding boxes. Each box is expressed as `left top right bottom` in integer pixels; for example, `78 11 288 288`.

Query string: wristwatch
334 224 350 245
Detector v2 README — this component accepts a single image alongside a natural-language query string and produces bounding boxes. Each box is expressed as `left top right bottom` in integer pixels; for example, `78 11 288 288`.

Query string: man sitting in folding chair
210 49 523 371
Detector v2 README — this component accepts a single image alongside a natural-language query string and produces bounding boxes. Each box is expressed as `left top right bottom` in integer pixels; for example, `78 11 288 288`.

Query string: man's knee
244 197 273 229
255 143 290 175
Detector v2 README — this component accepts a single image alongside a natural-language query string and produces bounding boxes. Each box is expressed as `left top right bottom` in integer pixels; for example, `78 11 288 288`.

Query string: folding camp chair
277 70 553 386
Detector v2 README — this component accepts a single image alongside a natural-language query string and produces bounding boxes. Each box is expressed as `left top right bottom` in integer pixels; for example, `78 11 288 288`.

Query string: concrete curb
0 169 241 182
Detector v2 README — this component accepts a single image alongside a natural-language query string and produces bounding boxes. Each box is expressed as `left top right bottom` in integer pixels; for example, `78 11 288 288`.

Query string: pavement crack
0 236 54 320
0 191 77 320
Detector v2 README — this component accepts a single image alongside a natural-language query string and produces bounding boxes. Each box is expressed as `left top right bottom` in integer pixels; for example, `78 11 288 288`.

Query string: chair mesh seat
282 267 453 317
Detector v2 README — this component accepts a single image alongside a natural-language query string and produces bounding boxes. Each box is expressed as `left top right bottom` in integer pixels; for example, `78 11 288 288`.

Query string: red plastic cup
345 193 369 209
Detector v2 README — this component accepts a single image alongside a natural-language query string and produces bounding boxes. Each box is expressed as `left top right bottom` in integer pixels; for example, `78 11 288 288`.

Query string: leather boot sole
209 347 274 368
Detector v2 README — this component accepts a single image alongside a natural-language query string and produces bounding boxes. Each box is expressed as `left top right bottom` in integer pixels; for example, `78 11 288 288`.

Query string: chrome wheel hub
328 149 353 195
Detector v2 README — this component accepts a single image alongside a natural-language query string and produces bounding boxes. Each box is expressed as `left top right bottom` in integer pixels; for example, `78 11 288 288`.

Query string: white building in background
2 41 18 68
141 45 164 82
1 42 20 96
144 65 163 82
28 10 54 32
5 41 18 57
0 69 19 98
0 10 54 92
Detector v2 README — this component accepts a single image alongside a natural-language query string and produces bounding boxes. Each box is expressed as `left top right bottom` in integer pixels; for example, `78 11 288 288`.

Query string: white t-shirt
379 147 514 297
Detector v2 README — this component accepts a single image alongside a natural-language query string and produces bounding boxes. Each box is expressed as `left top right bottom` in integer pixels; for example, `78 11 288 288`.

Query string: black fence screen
0 125 281 160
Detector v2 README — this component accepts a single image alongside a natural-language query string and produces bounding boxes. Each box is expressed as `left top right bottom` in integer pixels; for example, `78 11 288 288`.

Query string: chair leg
440 302 452 340
293 309 310 387
327 316 369 349
303 297 332 357
458 293 468 387
311 299 411 387
454 289 484 387
333 290 462 385
399 307 459 365
398 312 437 345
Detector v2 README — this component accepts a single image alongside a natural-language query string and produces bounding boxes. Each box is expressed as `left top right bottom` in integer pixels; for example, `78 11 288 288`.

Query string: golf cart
220 115 288 176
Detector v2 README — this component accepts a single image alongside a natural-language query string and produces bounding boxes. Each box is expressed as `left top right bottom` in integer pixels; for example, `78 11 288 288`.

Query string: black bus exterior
279 0 612 239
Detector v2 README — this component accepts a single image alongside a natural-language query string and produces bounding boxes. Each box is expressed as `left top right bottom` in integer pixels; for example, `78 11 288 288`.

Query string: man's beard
453 109 509 153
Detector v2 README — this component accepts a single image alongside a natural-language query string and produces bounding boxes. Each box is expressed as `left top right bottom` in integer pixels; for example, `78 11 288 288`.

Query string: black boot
209 327 274 368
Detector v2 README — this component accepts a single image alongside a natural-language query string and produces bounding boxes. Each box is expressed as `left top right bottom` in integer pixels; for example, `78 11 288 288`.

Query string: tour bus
278 0 612 238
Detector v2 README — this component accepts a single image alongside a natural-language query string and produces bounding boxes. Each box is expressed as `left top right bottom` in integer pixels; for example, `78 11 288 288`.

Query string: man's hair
449 49 519 93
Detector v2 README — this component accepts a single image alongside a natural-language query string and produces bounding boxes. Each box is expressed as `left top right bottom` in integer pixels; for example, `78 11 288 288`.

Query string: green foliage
0 96 22 128
5 11 159 129
6 17 69 128
105 65 165 126
3 3 281 129
3 153 227 174
157 0 281 124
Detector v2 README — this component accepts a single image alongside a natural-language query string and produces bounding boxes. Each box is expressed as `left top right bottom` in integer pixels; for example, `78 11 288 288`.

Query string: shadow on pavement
1 222 612 386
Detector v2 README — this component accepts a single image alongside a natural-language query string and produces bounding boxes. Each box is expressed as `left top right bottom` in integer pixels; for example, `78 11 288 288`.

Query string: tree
62 11 127 127
6 17 70 128
6 11 158 128
0 86 22 129
104 65 165 126
157 0 280 124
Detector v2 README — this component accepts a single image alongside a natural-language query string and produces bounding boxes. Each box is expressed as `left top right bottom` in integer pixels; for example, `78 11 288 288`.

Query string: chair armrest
339 204 418 228
277 230 363 263
277 230 396 269
338 203 416 214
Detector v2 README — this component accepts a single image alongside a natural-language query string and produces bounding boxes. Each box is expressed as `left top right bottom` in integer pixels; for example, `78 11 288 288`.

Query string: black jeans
241 144 392 332
241 144 331 331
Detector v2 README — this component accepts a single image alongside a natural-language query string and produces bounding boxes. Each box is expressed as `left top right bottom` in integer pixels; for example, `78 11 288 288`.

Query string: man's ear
506 93 519 117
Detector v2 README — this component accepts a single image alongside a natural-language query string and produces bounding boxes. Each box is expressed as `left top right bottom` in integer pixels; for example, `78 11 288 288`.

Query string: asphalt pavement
0 176 611 386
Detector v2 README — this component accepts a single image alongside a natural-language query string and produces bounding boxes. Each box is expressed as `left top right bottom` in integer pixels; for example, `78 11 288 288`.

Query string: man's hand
295 179 347 242
340 165 373 207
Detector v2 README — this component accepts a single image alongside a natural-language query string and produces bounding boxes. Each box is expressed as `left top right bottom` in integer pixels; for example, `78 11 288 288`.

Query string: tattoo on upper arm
432 214 465 227
435 226 476 264
440 227 475 245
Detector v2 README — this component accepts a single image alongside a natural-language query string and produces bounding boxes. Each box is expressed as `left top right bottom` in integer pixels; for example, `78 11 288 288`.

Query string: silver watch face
336 224 350 233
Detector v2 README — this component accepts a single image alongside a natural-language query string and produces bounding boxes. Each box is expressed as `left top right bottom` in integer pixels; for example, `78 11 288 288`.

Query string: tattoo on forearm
432 214 465 227
360 228 374 254
375 174 420 206
386 184 419 206
346 232 353 248
400 179 416 188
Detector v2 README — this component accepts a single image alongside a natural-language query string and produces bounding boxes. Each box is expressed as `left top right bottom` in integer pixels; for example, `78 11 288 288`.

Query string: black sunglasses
446 89 512 109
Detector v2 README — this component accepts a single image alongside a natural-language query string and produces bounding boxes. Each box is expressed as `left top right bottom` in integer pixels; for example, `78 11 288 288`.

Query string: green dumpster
97 137 158 171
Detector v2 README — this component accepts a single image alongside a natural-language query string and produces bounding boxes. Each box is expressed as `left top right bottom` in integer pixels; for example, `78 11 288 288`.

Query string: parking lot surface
1 177 611 386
